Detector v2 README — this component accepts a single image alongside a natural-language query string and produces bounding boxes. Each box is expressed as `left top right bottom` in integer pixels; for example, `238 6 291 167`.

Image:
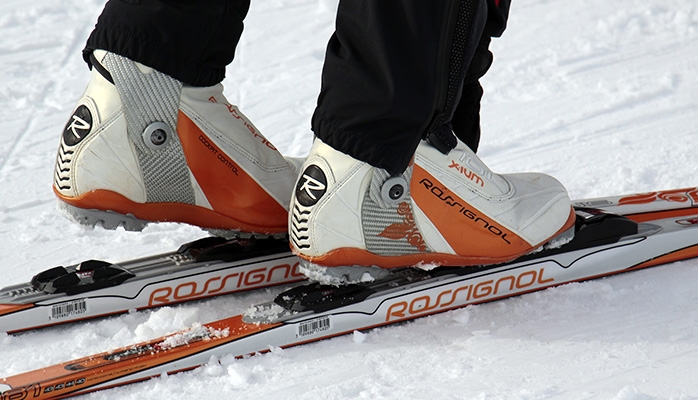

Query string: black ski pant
84 0 509 175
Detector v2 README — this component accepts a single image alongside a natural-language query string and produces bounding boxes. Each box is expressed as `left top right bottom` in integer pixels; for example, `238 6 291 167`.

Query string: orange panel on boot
411 165 534 260
177 111 288 233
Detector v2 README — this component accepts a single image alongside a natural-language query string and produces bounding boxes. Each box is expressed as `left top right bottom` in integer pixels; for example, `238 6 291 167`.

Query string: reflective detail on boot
102 52 195 205
54 141 74 191
290 202 312 250
55 104 93 191
54 99 100 196
291 163 327 249
290 154 333 252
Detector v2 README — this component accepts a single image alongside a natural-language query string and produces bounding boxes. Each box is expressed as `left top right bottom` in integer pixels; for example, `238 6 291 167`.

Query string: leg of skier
54 0 301 237
453 0 510 152
290 0 577 271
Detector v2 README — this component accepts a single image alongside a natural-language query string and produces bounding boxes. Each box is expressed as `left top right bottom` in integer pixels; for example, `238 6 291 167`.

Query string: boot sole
55 186 288 238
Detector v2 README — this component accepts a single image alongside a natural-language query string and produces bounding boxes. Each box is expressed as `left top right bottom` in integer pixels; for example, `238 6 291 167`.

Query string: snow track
1 1 698 398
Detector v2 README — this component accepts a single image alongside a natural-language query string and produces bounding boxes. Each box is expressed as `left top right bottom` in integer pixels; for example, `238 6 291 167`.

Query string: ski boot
290 138 576 273
54 50 301 237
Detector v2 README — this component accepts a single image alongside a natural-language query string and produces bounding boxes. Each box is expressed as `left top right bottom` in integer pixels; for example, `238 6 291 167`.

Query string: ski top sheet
572 186 698 222
0 237 301 334
2 187 698 399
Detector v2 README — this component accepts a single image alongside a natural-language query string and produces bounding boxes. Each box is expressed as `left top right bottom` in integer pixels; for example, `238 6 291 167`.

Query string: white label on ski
574 199 613 208
51 299 88 320
297 315 331 338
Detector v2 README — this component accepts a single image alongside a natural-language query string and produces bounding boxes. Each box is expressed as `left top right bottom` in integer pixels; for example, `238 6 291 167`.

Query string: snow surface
2 0 698 398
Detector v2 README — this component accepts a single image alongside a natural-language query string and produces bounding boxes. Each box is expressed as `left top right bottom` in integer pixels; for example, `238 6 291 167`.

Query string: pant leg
313 0 509 175
83 0 250 87
452 0 510 151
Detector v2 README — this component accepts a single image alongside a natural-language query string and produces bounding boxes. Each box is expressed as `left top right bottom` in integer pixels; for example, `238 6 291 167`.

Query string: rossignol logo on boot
295 165 327 207
62 105 93 146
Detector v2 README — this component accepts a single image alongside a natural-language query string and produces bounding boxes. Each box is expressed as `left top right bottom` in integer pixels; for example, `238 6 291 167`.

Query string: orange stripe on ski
618 187 698 206
0 303 33 317
626 244 698 271
1 315 279 399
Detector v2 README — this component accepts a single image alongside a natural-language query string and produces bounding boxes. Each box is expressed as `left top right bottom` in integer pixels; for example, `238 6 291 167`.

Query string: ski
2 187 695 335
0 236 302 334
572 186 698 222
2 187 698 399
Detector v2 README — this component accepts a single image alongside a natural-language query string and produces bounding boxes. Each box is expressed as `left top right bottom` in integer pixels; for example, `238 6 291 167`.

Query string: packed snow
2 0 698 398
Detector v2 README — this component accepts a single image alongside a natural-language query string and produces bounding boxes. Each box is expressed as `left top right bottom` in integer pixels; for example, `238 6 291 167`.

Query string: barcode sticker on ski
297 316 331 338
51 299 88 320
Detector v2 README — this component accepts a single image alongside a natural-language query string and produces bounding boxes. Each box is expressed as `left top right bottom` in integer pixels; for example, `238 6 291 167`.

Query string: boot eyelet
142 122 172 150
381 176 408 205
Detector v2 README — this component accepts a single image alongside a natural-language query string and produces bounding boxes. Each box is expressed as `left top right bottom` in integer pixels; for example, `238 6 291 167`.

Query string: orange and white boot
54 50 301 236
290 138 576 271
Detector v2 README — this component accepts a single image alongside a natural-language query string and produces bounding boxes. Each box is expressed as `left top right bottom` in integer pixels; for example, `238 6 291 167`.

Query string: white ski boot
54 50 301 236
290 138 575 269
